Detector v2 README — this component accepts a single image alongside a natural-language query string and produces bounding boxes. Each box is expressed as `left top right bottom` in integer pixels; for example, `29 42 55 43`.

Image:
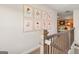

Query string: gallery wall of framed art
23 5 53 32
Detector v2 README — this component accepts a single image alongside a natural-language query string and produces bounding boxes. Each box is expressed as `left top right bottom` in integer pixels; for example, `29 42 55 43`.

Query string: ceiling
46 4 79 13
44 4 79 18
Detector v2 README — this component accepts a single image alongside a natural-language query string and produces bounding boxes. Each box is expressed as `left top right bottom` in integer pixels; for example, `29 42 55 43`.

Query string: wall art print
24 19 33 32
34 8 41 19
47 15 52 30
24 5 33 18
34 20 42 30
42 11 48 20
44 14 52 30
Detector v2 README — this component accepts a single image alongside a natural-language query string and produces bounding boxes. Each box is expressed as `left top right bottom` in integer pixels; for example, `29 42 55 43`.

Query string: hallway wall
73 10 79 44
0 5 57 54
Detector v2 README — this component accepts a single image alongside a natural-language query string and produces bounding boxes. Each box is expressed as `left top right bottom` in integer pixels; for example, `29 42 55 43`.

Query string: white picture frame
44 14 52 30
24 5 33 18
23 19 33 32
47 14 52 30
42 11 48 20
34 8 41 19
34 20 42 30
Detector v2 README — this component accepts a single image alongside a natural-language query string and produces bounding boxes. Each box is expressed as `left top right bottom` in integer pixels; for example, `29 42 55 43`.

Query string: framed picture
24 19 33 32
24 5 33 18
34 8 41 19
46 19 52 30
41 20 45 30
44 14 52 30
34 20 42 30
44 20 48 30
42 11 48 20
48 14 51 20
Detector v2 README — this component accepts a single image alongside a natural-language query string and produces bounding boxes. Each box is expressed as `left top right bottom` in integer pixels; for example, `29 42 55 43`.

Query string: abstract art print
44 14 52 30
24 5 33 18
46 19 52 29
44 20 48 29
47 15 52 29
41 20 45 30
34 20 42 30
34 8 41 19
24 19 33 32
42 11 48 20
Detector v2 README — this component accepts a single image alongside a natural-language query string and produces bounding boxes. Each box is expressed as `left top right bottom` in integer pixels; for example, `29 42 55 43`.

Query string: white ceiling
45 4 79 13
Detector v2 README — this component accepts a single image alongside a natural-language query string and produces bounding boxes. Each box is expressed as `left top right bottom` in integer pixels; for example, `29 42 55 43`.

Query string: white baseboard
22 45 40 54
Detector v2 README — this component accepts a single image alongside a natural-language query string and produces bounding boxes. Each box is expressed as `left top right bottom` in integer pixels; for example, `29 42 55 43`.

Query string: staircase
42 28 74 54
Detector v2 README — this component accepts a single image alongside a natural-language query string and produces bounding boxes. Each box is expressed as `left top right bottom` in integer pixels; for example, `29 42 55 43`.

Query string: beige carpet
29 48 40 54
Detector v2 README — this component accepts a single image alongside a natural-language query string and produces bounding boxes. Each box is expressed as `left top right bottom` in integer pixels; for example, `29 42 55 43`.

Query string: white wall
73 10 79 44
0 4 57 54
31 4 57 34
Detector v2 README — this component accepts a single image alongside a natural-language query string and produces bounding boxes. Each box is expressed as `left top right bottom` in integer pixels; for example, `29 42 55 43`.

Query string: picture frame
24 5 33 18
34 20 42 30
23 19 34 32
34 8 42 20
42 11 48 20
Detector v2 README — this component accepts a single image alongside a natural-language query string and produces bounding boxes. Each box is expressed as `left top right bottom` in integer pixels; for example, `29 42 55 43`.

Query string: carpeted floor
29 48 40 54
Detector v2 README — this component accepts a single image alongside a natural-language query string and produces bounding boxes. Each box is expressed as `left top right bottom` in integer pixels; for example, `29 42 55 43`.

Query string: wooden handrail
45 28 75 40
43 28 75 54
